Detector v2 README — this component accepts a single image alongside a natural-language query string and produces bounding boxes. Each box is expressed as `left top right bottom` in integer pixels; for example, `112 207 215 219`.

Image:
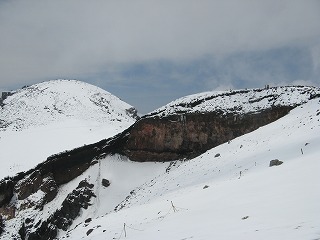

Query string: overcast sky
0 0 319 113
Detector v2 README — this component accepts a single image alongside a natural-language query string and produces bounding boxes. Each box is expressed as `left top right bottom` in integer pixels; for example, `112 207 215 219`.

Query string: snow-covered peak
0 80 138 178
0 79 138 131
147 86 320 117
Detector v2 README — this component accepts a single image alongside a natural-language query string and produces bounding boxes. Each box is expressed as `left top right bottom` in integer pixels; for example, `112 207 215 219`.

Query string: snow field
59 99 320 240
0 118 133 179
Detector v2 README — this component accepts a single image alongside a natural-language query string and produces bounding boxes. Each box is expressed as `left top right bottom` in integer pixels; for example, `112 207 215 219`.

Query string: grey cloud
89 45 317 113
0 0 319 88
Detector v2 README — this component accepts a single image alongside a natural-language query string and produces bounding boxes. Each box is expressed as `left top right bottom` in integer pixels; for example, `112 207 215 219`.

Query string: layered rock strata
121 106 292 161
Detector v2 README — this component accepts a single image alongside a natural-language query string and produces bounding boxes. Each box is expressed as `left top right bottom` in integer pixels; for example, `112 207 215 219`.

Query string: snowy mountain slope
0 155 171 240
147 86 320 117
56 98 320 239
0 79 137 131
0 80 137 179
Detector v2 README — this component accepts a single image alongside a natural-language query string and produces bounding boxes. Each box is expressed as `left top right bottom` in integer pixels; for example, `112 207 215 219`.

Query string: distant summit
0 79 138 179
0 80 138 131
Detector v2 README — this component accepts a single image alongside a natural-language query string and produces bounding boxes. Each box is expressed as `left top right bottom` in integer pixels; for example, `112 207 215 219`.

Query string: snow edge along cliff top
146 86 320 118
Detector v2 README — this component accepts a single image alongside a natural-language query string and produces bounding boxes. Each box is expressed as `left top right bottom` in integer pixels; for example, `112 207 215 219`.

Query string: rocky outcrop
0 137 112 213
17 180 95 240
50 180 95 231
0 180 14 207
14 170 43 200
39 174 58 204
116 86 320 161
120 106 292 161
0 143 101 238
269 159 283 167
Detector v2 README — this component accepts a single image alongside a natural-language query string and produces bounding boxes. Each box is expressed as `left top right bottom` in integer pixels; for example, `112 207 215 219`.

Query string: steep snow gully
0 82 319 239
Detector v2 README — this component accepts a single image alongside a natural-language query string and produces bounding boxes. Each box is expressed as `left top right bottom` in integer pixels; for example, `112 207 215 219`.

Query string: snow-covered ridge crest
0 79 138 131
147 86 320 117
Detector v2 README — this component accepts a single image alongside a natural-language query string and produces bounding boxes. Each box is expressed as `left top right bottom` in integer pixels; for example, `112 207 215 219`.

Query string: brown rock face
14 170 43 200
122 106 292 161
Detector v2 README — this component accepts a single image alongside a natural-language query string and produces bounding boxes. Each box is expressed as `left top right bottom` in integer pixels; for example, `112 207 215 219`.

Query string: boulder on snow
102 179 110 187
86 228 94 236
269 159 283 167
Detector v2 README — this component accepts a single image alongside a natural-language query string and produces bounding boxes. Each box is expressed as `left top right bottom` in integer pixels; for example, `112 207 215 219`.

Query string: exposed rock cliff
121 106 292 161
119 86 320 161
